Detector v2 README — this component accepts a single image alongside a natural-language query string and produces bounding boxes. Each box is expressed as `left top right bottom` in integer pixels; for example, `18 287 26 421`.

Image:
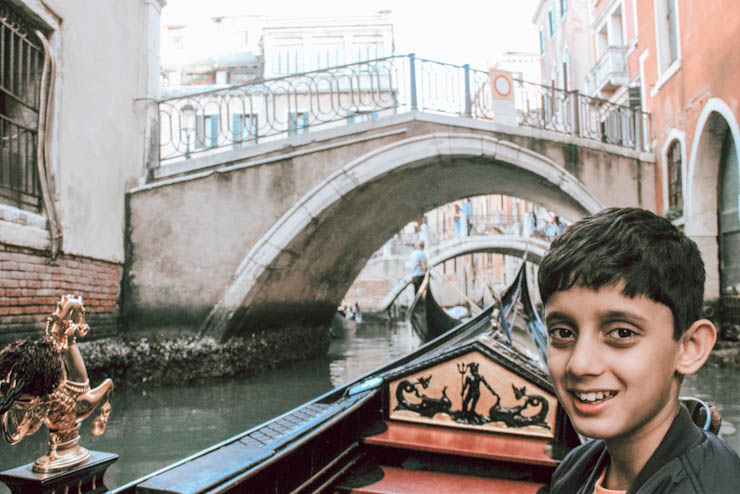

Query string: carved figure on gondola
456 362 495 425
394 360 551 431
0 295 114 473
488 384 550 429
394 376 451 418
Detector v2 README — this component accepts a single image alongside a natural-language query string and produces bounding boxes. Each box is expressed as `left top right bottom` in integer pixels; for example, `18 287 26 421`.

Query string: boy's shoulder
549 439 606 494
673 431 740 492
633 406 740 493
550 408 740 494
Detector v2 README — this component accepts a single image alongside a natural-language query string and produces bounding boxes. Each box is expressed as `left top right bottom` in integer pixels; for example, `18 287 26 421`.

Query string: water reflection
0 319 736 492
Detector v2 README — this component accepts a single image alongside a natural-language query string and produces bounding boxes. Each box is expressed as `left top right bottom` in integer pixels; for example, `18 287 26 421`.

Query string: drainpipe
35 31 62 260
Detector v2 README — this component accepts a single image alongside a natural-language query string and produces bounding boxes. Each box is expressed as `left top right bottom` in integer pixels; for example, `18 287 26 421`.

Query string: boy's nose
566 335 605 377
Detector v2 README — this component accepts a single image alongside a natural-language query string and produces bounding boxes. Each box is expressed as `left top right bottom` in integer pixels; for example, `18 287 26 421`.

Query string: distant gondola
407 272 460 341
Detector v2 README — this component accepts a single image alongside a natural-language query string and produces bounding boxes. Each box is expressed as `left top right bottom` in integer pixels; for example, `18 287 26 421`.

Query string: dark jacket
549 405 740 494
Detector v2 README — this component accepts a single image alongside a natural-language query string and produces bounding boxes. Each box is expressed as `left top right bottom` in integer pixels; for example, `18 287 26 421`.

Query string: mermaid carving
394 376 451 418
0 295 114 473
488 384 550 429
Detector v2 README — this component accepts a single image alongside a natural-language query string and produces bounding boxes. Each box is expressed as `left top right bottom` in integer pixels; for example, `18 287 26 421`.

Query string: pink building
536 0 740 322
635 0 740 321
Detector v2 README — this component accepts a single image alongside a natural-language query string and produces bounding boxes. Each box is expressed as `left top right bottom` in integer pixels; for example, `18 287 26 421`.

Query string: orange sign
489 69 515 101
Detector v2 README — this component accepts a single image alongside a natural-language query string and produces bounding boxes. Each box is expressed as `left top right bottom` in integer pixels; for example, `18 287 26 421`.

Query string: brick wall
343 279 395 311
0 243 122 343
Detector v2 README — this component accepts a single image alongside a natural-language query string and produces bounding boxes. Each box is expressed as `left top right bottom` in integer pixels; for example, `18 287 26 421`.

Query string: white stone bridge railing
153 54 652 167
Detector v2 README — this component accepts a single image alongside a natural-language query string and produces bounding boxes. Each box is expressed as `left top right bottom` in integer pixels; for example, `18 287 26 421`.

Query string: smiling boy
538 208 740 493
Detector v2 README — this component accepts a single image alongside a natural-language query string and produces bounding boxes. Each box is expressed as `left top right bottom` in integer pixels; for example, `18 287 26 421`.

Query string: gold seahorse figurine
0 294 114 473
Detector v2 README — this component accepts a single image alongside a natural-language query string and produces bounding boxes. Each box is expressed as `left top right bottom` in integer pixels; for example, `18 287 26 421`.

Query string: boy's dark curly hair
538 207 705 339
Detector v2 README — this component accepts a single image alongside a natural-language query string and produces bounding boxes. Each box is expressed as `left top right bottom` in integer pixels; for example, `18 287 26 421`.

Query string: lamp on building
182 103 196 159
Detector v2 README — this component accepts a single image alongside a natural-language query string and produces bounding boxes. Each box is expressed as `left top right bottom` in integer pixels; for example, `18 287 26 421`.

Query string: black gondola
407 272 460 342
120 261 585 494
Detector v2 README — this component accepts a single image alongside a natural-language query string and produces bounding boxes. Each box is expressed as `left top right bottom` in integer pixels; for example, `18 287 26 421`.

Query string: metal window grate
0 3 44 212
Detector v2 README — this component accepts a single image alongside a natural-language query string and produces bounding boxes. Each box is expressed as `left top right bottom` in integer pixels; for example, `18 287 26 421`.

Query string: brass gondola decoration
0 295 113 473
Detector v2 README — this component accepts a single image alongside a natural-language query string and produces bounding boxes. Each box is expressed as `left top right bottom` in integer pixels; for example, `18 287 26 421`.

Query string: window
0 4 46 212
655 0 680 73
172 34 184 50
314 36 345 70
195 115 219 148
346 110 378 124
667 0 679 63
271 39 304 75
560 0 567 18
352 36 385 62
539 28 545 54
667 140 683 215
548 7 556 37
288 111 309 136
232 114 258 148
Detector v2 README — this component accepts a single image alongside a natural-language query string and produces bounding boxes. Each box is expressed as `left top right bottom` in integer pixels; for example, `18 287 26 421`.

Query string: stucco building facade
634 0 740 321
0 0 164 341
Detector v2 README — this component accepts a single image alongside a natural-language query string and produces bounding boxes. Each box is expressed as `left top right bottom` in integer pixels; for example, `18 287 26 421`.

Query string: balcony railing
589 46 629 95
155 54 652 166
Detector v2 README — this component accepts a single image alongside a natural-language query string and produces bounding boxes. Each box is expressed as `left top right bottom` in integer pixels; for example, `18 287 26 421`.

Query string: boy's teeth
575 391 615 402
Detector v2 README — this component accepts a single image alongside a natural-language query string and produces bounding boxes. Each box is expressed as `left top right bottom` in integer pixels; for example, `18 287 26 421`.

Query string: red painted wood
364 420 558 467
350 466 546 493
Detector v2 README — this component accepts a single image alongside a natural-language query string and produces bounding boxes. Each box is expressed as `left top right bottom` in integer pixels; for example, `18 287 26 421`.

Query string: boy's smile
545 283 682 445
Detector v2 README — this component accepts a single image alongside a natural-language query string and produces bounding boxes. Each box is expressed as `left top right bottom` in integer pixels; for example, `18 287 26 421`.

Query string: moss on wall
80 324 331 387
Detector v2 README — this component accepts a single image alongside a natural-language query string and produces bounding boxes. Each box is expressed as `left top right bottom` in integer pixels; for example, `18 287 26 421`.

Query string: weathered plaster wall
45 0 162 262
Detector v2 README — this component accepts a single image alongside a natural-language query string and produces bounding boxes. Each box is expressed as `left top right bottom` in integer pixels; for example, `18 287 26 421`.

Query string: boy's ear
676 319 718 376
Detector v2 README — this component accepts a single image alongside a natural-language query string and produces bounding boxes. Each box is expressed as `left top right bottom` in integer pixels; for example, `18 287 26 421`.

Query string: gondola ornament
0 295 114 473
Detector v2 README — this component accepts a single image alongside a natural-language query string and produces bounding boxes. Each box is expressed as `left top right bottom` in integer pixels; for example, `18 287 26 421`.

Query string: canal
0 318 738 491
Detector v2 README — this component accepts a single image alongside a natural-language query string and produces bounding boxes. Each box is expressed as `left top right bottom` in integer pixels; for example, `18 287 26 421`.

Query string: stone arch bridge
126 110 654 340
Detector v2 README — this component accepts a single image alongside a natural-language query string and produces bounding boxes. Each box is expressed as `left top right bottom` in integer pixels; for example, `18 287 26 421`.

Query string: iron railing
156 54 652 165
0 3 44 211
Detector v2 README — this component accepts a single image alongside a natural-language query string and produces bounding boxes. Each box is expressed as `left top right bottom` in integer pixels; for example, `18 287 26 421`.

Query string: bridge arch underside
206 136 601 340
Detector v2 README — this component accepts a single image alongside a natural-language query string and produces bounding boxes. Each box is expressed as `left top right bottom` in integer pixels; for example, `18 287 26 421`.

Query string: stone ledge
80 324 331 387
706 340 740 370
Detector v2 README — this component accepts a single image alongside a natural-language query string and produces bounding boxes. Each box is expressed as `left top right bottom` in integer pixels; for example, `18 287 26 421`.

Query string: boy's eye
548 327 575 341
607 327 637 339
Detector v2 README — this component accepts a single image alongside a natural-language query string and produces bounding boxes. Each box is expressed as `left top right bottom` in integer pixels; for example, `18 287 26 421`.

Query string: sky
160 0 540 70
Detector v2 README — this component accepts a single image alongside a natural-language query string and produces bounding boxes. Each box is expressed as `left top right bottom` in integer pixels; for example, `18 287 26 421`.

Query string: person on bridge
463 199 473 235
410 240 428 293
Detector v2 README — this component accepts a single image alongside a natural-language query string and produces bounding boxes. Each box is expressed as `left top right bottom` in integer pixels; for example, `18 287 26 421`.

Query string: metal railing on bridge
156 54 652 165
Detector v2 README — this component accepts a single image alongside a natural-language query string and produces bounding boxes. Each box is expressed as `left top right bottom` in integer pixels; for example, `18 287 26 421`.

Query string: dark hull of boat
408 276 460 342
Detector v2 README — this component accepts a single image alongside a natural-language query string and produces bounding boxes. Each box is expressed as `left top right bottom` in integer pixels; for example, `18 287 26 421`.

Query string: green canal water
0 319 737 491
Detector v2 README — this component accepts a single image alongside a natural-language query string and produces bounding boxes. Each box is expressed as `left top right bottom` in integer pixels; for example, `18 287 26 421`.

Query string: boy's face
545 283 682 443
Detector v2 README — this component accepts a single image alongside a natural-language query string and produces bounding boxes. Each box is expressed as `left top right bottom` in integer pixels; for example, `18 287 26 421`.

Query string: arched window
667 140 683 215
